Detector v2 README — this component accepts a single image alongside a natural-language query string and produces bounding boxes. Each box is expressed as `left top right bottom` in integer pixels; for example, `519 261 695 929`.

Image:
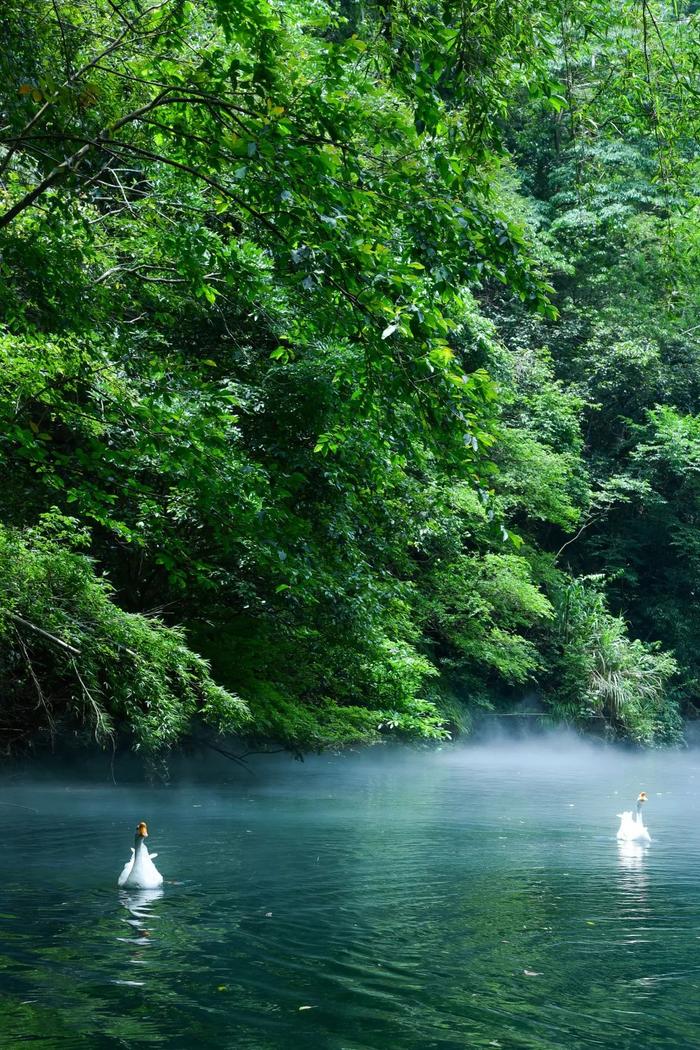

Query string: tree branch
3 611 81 655
0 0 174 180
0 90 176 231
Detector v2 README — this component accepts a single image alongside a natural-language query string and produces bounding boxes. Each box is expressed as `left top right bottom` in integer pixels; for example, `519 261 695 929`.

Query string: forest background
1 0 699 755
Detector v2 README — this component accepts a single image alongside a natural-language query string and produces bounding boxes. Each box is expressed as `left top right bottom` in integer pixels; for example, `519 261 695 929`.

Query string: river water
1 738 700 1048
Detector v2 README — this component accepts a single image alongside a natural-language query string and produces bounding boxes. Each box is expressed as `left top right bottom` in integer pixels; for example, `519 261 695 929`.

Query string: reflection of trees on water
1 886 176 1045
322 810 668 1048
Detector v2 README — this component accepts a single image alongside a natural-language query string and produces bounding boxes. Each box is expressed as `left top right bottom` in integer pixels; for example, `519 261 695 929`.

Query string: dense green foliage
0 0 697 752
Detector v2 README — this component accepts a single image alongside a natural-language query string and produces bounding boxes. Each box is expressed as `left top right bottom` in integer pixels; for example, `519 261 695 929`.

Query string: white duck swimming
118 821 164 889
616 791 651 843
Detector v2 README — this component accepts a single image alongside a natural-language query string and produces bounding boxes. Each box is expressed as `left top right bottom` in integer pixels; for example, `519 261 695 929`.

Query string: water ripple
1 748 700 1048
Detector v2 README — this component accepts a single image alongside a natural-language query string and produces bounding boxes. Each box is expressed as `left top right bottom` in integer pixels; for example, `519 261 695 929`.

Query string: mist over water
2 734 700 1049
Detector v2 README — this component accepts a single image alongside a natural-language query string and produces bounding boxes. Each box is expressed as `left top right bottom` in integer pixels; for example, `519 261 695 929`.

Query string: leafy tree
0 516 248 751
1 0 696 753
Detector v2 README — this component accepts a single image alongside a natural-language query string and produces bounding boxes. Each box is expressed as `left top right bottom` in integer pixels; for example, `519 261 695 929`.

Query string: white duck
118 821 164 890
616 791 651 843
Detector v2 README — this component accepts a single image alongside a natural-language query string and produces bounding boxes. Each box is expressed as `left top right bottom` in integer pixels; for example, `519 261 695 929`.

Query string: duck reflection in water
118 886 164 957
617 839 648 871
616 839 652 941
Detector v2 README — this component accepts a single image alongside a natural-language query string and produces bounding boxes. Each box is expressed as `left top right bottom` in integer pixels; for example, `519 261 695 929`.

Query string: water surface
2 738 700 1048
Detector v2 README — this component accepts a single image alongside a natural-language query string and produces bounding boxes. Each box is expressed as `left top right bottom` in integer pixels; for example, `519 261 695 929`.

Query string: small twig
556 514 601 560
235 748 287 760
104 0 135 30
71 658 113 744
15 629 56 743
109 738 117 786
199 740 254 773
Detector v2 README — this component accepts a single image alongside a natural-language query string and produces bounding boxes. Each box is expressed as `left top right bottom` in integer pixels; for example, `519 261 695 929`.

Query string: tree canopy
0 0 698 754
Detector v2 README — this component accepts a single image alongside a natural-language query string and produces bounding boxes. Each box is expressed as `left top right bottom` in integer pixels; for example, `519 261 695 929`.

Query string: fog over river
2 735 700 1049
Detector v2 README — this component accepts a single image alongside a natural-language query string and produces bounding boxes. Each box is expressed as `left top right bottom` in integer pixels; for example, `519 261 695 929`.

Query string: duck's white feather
118 838 163 889
616 809 651 843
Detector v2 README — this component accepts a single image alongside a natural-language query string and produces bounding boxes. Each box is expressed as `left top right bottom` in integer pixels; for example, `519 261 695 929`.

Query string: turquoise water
2 740 700 1048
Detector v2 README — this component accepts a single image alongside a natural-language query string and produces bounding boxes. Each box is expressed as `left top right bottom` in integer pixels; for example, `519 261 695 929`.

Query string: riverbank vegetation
0 0 697 753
